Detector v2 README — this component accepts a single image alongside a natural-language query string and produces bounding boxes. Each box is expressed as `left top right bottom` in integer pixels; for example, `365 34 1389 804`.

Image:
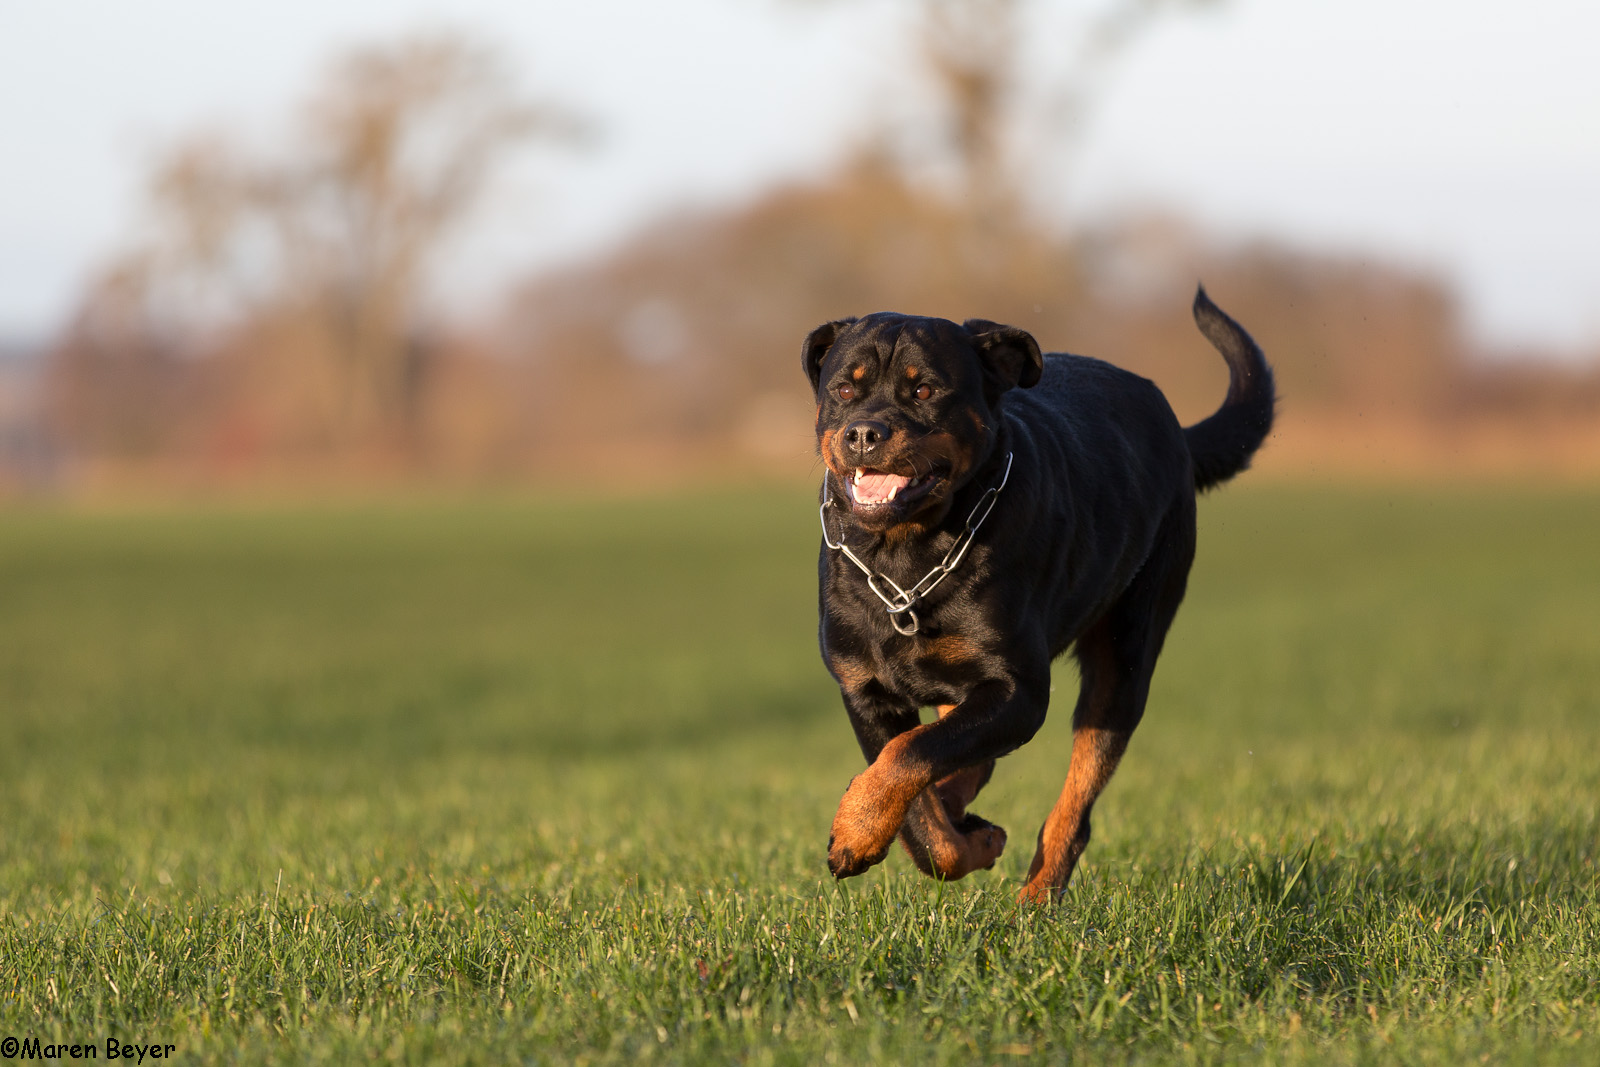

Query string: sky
1 0 1597 355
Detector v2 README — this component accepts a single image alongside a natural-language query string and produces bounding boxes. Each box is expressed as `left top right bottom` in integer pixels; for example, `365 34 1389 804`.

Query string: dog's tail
1184 286 1276 492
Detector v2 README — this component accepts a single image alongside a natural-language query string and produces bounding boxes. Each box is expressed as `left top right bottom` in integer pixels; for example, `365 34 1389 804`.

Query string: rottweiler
803 288 1275 902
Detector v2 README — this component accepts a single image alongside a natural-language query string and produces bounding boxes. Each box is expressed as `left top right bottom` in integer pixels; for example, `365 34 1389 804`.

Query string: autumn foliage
35 26 1600 492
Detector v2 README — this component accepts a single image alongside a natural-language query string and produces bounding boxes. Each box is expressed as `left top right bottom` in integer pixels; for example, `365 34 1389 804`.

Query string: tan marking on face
919 428 978 482
819 427 856 486
851 365 866 381
905 365 920 379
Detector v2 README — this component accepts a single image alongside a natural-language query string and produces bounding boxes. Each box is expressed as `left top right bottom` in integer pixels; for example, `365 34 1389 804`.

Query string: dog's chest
823 578 994 708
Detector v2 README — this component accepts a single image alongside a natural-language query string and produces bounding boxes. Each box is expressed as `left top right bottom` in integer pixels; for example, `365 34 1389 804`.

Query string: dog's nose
844 420 889 455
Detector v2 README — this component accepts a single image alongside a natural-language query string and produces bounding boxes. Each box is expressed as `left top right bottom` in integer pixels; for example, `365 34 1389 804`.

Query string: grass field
2 485 1598 1065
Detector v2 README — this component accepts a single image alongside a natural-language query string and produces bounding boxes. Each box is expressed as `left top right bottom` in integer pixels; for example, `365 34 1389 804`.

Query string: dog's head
804 312 1042 534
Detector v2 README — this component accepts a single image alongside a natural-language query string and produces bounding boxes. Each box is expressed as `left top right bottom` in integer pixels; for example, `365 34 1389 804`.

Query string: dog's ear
963 320 1042 392
802 318 857 392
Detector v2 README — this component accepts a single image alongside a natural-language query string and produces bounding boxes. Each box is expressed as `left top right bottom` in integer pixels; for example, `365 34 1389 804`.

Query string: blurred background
2 0 1598 495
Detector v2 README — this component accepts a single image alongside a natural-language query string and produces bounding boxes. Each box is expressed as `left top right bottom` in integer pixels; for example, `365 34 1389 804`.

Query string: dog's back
991 289 1275 653
987 357 1193 654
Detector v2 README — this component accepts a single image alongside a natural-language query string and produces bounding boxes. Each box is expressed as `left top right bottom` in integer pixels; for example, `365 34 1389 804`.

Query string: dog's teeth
854 468 863 484
886 485 899 500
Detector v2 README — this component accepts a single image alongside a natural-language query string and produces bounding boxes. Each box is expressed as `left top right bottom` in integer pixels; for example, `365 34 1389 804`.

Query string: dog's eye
837 383 856 401
915 384 932 401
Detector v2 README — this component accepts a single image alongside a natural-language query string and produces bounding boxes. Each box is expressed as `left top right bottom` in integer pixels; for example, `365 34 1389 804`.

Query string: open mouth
846 466 944 509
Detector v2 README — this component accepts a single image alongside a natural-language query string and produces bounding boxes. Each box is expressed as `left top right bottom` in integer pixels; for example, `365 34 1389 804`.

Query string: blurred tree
287 34 583 443
914 0 1221 217
54 30 583 464
918 0 1019 217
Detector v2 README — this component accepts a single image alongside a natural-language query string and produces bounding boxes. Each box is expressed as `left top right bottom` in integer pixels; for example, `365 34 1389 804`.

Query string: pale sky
1 0 1597 354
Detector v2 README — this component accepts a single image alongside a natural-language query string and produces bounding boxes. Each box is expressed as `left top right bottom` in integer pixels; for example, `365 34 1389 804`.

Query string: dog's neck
819 437 1014 636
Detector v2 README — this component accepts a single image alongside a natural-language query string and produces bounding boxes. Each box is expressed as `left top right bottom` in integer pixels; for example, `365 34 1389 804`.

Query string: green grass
1 486 1598 1065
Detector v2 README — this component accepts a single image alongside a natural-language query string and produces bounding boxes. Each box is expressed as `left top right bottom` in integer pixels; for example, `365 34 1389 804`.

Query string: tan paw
1016 878 1065 904
827 769 911 879
956 813 1007 871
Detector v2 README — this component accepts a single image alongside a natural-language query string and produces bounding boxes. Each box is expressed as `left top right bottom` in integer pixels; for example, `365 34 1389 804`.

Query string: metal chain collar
818 451 1014 636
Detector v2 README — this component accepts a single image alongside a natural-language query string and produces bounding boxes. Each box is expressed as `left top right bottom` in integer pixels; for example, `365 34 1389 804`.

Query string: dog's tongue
853 470 912 505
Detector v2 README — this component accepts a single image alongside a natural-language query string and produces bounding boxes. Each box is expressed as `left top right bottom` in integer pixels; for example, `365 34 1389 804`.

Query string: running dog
804 288 1274 901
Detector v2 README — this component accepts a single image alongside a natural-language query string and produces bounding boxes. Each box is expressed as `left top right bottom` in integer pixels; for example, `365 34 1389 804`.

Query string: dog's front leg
828 694 921 878
829 676 1046 879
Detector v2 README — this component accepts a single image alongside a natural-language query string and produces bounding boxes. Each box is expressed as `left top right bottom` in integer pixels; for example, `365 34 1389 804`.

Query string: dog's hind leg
1019 501 1196 903
1017 715 1128 902
895 705 1005 879
934 763 994 822
897 788 1007 880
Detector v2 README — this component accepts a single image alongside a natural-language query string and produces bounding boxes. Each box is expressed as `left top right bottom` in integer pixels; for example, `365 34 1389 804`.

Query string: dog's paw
827 833 888 879
1016 878 1065 905
955 812 1008 870
827 767 912 879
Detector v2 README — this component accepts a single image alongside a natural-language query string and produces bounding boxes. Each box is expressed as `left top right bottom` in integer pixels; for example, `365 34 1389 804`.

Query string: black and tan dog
804 288 1274 902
